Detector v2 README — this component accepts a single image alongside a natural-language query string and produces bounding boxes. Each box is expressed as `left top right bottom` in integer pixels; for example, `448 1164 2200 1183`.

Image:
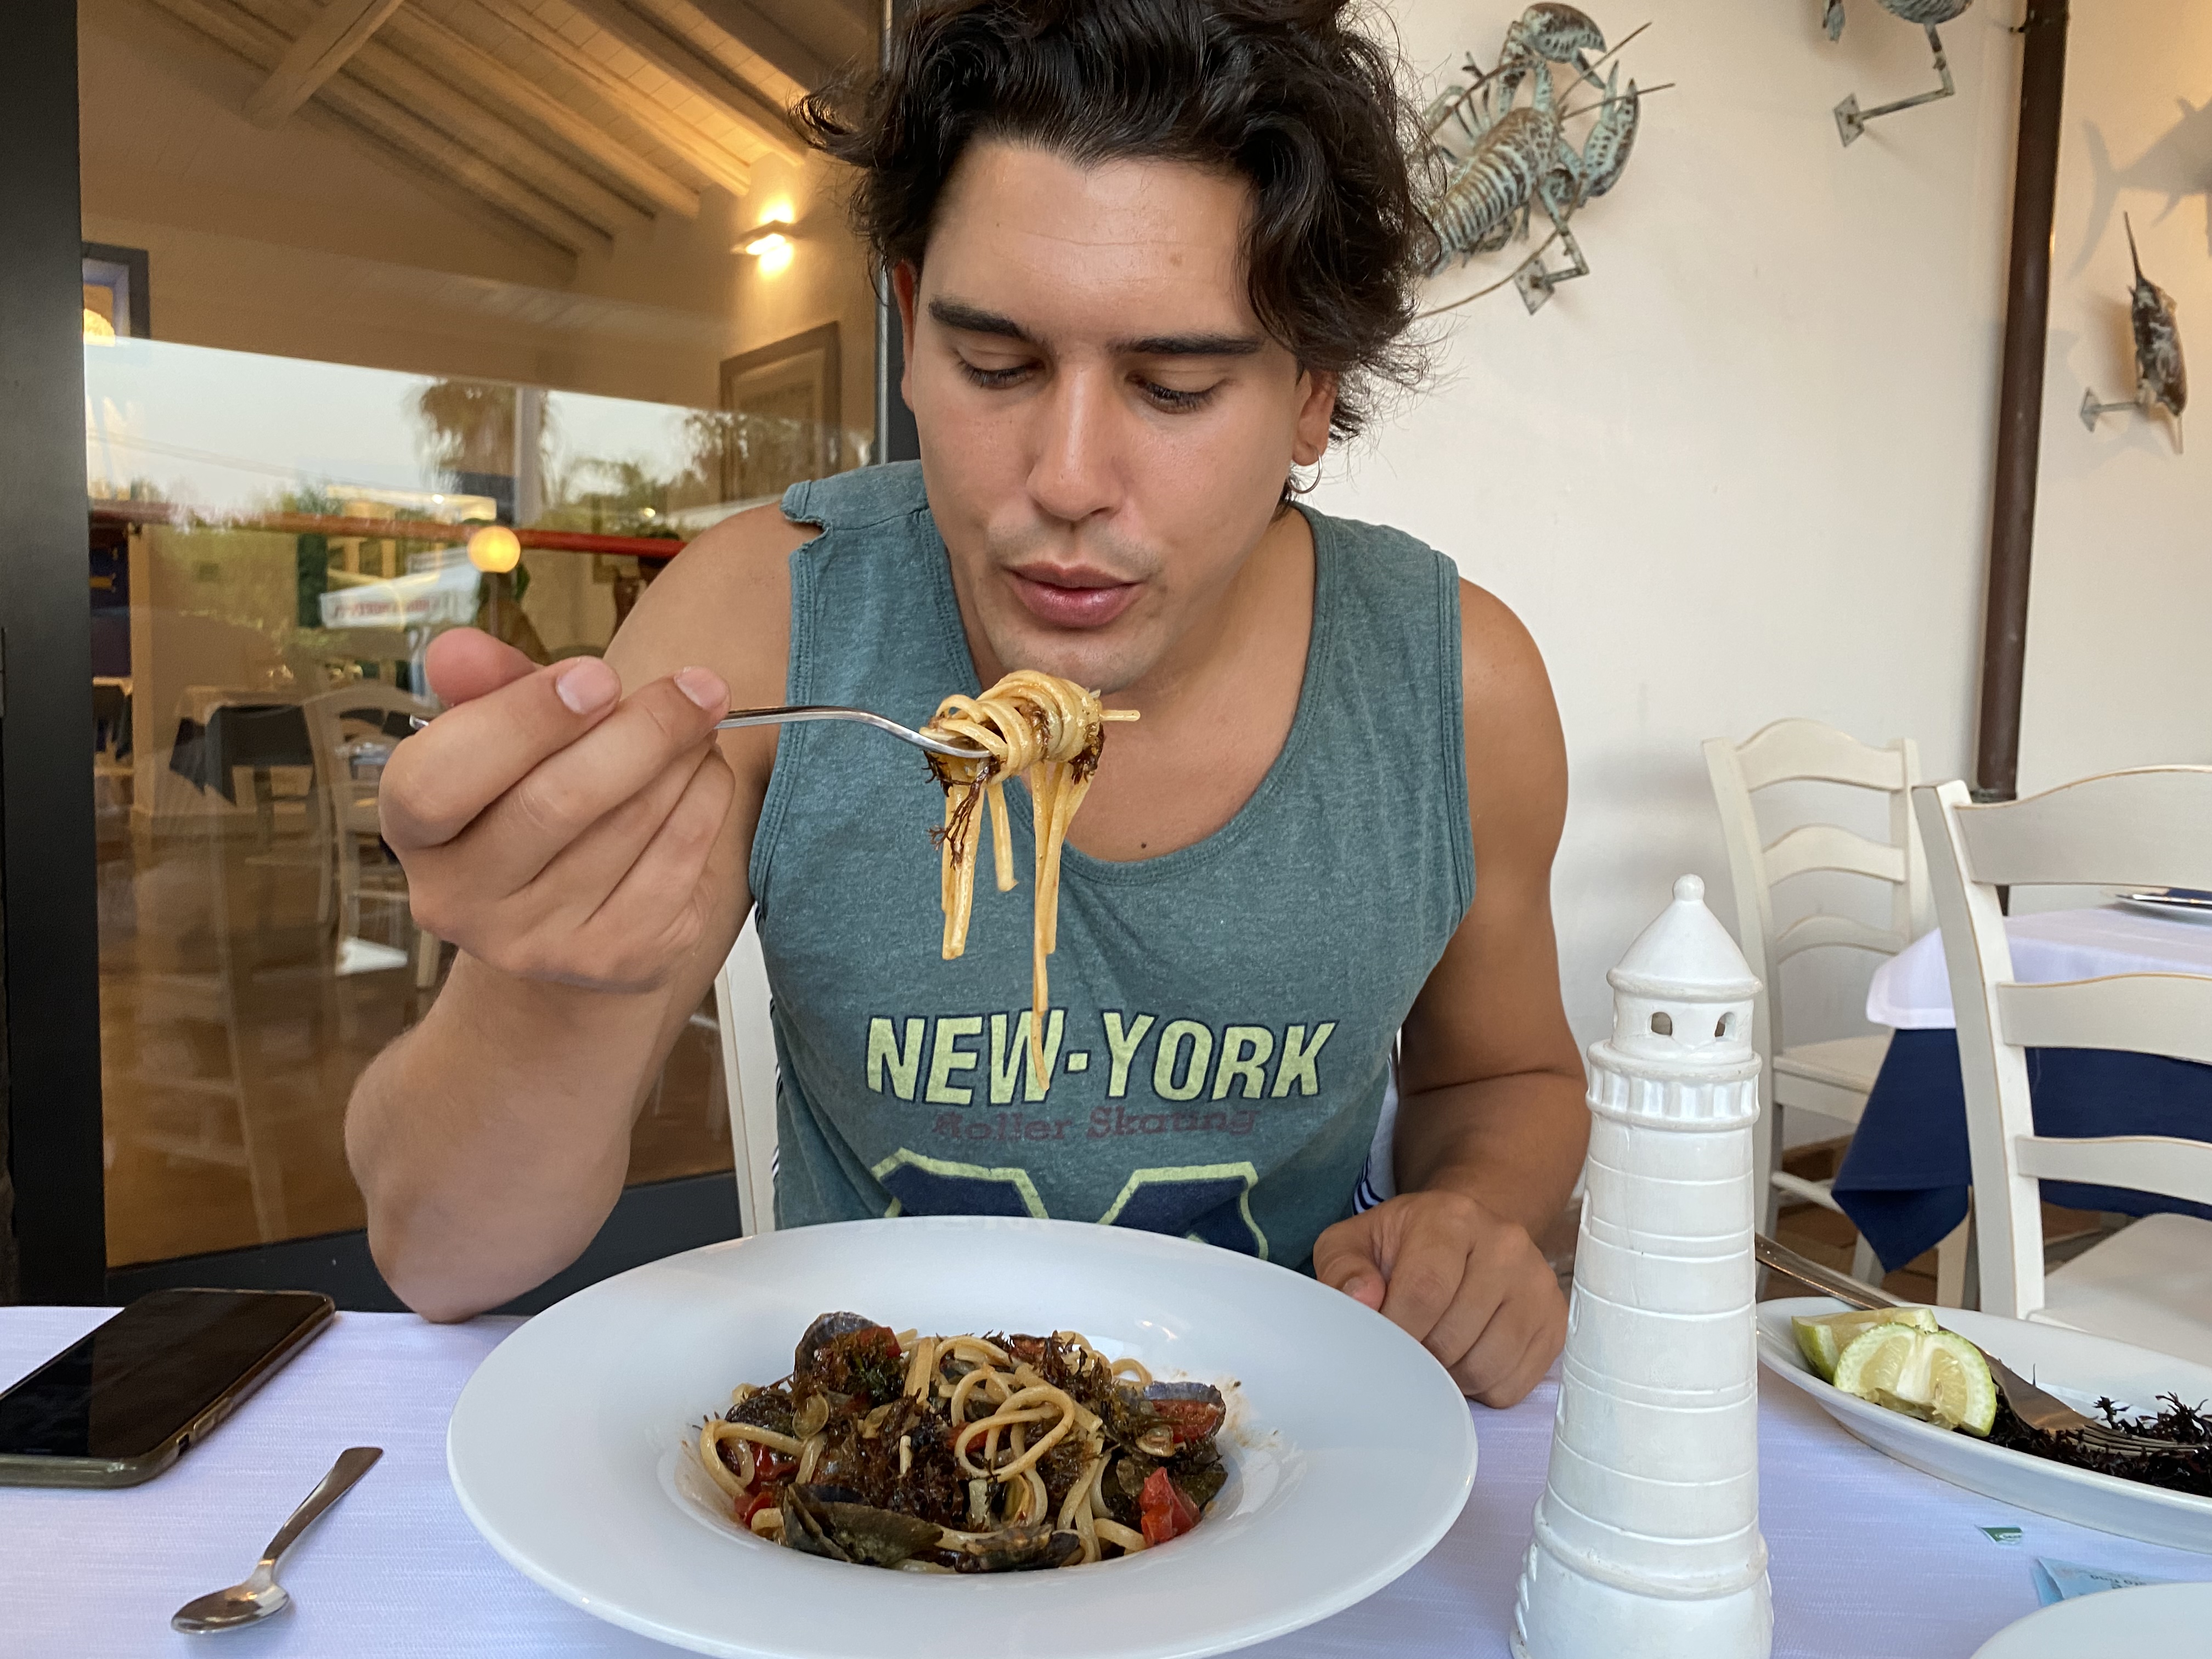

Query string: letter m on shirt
867 1017 925 1101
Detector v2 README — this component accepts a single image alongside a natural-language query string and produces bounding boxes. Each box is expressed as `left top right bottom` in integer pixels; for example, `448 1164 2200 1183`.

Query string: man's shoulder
602 500 805 711
782 460 931 535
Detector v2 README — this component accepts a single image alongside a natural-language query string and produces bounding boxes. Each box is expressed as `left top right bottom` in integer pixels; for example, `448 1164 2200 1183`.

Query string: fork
409 704 987 759
1754 1233 2157 1456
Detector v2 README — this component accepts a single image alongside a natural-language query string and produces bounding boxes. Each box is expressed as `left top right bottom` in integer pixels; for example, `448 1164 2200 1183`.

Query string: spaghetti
919 673 1138 1073
693 1311 1226 1573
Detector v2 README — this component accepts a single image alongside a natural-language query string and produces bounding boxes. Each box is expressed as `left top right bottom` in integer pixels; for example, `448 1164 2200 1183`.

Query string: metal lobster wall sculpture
2081 215 2188 454
1420 4 1646 315
1823 1 1973 148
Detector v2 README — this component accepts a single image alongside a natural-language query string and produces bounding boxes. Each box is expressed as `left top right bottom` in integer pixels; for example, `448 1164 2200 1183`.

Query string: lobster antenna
1415 234 1562 320
1586 21 1652 74
1556 82 1677 124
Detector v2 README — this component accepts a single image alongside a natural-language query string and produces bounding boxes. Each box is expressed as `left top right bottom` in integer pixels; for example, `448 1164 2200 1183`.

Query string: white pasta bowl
449 1216 1479 1659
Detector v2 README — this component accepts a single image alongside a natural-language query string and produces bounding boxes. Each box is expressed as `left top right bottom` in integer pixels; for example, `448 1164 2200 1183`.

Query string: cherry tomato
1138 1466 1201 1546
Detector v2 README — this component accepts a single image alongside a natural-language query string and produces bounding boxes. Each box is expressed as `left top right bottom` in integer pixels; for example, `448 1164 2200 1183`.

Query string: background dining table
3 1305 2207 1657
1835 905 2212 1273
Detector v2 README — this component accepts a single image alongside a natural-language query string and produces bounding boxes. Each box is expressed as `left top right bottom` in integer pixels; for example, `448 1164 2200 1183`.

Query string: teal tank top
752 463 1474 1271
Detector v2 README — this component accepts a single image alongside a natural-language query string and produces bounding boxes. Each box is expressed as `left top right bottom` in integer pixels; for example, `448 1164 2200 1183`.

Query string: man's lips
1006 565 1142 629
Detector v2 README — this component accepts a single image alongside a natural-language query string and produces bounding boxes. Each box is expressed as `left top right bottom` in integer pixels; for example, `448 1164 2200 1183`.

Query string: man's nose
1026 368 1122 525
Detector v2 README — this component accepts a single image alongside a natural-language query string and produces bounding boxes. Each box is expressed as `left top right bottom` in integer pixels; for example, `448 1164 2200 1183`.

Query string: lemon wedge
1791 1305 1938 1382
1831 1324 1997 1437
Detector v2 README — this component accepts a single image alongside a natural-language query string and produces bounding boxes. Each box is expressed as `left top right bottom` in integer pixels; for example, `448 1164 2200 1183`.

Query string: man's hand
1313 1189 1567 1407
381 628 737 994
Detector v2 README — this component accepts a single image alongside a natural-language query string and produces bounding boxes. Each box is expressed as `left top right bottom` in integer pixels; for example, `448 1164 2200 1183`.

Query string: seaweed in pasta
694 1312 1227 1572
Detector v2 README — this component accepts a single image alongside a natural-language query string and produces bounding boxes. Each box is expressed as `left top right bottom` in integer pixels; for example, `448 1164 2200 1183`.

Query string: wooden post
1974 0 2070 805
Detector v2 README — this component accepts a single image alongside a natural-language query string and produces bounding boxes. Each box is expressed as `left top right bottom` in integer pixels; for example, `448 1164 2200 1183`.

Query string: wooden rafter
562 0 805 163
645 0 825 105
233 0 634 240
140 0 590 261
383 7 700 219
464 0 757 198
243 0 405 127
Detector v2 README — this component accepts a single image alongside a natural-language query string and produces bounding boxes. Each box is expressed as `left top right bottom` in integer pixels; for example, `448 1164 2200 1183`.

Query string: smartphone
0 1288 334 1488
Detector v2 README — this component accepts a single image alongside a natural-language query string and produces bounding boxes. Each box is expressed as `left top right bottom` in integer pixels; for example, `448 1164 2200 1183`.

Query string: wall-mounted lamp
738 219 796 275
467 523 522 574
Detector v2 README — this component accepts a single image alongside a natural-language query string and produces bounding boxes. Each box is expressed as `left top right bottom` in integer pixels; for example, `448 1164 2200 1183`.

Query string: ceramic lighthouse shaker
1512 874 1773 1659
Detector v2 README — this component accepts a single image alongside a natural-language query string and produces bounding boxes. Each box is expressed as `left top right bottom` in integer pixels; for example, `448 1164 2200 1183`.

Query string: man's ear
893 261 921 414
1292 368 1337 468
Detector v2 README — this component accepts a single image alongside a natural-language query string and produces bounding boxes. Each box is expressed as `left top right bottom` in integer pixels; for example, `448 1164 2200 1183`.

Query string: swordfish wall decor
1822 0 1973 147
1419 4 1651 316
2080 215 2188 454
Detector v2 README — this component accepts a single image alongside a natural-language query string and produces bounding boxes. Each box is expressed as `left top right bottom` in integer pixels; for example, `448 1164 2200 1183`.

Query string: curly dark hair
798 0 1435 442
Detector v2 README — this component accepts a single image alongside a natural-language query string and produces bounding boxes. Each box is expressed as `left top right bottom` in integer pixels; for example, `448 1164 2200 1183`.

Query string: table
1836 907 2212 1271
4 1307 2206 1658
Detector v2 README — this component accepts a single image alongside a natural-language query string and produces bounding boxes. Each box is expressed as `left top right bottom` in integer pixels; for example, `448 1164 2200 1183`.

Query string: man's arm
1312 579 1588 1406
343 504 804 1321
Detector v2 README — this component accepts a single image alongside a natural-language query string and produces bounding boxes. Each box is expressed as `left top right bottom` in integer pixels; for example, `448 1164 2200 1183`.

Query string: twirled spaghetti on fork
919 672 1138 1071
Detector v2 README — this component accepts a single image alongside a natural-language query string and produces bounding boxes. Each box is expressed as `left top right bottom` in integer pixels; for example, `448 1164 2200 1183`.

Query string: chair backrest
1914 768 2212 1319
714 913 780 1237
1702 718 1933 1074
301 681 430 828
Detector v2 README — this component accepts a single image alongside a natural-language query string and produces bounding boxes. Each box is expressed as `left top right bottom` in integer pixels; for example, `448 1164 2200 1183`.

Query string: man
347 0 1588 1408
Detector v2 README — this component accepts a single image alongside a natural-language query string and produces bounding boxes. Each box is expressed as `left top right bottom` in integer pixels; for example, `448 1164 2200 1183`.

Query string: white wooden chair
713 913 780 1237
302 683 442 989
1916 769 2212 1365
1705 719 1963 1299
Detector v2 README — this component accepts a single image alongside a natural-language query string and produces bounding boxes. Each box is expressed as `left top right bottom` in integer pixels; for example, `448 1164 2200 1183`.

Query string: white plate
450 1217 1479 1659
1757 1298 2212 1554
1970 1581 2212 1657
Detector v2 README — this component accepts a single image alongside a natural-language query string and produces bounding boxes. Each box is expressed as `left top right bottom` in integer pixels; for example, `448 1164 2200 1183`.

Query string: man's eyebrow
928 299 1037 342
1109 331 1264 358
927 298 1263 359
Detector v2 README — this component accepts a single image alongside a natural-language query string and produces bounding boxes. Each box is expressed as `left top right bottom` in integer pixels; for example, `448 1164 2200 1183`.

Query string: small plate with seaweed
1758 1297 2212 1554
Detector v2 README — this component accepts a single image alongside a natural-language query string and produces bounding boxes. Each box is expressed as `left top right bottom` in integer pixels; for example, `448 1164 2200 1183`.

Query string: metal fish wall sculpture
2081 215 2188 453
1823 0 1974 147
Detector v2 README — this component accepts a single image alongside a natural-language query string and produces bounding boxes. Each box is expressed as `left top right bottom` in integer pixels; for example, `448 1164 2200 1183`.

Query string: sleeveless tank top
752 463 1474 1271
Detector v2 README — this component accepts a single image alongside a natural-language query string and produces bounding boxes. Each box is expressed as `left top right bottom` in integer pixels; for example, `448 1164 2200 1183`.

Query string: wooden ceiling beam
243 0 405 127
650 0 828 104
348 37 642 235
561 0 805 163
464 0 756 198
139 0 591 261
232 0 637 237
383 7 701 219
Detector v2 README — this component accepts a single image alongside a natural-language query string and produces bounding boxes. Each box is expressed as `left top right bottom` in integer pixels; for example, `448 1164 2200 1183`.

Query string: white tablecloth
4 1308 2208 1657
1868 906 2212 1031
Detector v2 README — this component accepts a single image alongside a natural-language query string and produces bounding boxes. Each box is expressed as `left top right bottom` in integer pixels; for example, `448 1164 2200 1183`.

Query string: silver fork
408 704 987 759
1756 1233 2157 1457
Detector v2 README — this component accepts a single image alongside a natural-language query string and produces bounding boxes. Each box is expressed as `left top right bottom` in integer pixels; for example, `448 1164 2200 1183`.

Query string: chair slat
2012 1133 2212 1210
1763 822 1906 887
1734 716 1905 793
1996 974 2212 1067
1954 767 2212 889
1773 912 1904 963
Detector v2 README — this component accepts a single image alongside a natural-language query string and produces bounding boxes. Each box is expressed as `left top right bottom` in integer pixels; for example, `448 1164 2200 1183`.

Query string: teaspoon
171 1446 382 1634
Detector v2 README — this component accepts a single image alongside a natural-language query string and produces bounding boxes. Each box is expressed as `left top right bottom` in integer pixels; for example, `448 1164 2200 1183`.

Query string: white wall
2017 1 2211 794
1314 0 2027 1057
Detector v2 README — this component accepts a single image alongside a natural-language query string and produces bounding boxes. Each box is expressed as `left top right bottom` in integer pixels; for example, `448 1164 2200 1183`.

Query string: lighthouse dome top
1607 875 1760 1001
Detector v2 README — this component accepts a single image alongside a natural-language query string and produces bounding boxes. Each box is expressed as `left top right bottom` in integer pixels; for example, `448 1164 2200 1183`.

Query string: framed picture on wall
716 322 841 503
82 241 150 340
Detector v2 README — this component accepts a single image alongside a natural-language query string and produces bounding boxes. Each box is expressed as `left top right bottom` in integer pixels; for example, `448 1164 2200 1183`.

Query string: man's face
899 143 1335 694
